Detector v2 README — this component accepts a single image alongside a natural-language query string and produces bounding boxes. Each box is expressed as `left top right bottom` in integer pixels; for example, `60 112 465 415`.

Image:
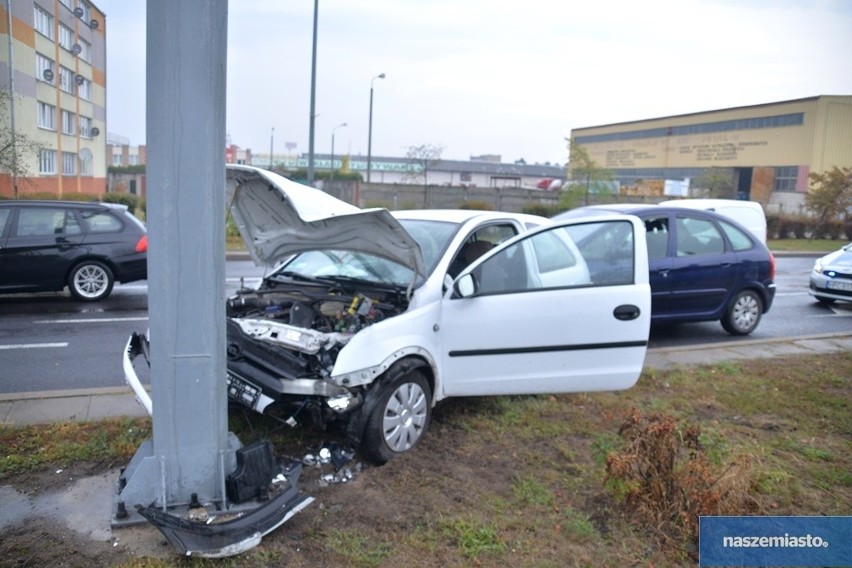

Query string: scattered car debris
301 442 361 486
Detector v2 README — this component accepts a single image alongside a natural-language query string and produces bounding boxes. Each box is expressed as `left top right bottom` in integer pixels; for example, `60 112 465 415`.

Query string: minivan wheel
69 261 114 301
721 289 762 335
362 370 431 464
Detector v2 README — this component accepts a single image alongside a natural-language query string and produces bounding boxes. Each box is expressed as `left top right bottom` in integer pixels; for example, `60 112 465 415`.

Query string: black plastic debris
226 440 279 503
136 461 313 558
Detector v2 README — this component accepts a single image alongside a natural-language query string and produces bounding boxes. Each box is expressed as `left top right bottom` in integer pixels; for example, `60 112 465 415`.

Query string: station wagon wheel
721 289 762 335
362 370 431 464
69 260 114 301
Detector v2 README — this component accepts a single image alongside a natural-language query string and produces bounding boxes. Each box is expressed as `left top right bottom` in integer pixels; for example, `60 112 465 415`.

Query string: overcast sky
98 0 852 166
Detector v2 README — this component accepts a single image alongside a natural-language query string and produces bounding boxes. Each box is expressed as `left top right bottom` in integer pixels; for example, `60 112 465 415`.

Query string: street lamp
366 72 385 184
330 122 347 181
269 127 275 170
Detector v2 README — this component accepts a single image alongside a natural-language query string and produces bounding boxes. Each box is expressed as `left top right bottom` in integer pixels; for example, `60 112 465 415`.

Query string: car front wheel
362 370 432 464
69 261 114 301
721 289 762 335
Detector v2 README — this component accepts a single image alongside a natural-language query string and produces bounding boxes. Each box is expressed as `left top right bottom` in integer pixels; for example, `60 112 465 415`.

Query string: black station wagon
0 200 148 301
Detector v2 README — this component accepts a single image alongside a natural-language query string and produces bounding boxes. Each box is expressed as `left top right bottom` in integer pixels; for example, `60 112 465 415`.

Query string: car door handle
657 269 669 278
613 304 641 321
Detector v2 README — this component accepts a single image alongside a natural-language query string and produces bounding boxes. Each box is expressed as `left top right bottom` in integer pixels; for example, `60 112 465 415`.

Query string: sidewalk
2 332 850 428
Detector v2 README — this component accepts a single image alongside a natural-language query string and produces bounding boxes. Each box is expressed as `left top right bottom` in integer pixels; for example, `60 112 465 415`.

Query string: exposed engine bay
225 279 409 423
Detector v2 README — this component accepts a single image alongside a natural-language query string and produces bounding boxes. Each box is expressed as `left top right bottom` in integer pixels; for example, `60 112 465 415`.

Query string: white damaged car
221 165 651 463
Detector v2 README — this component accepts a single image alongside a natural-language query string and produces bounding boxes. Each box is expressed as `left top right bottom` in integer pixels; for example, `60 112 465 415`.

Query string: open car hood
226 165 426 277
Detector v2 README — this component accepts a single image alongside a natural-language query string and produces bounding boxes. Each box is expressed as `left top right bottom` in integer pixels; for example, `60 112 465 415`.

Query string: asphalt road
0 256 849 395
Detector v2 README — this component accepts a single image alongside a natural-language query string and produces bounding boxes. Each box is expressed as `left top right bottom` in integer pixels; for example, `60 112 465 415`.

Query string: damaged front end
224 279 409 430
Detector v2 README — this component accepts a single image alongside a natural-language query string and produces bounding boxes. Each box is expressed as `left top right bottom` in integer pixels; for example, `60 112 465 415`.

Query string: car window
676 216 725 256
81 211 123 233
470 220 633 295
644 216 670 259
15 208 66 237
62 210 83 236
447 223 518 278
0 208 9 236
718 219 754 252
529 229 577 273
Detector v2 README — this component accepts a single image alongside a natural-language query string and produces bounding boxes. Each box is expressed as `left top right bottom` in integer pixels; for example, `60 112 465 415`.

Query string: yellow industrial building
570 95 852 213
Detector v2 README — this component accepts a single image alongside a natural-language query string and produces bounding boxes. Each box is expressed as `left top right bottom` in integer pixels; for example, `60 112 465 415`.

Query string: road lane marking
0 342 69 350
34 317 149 324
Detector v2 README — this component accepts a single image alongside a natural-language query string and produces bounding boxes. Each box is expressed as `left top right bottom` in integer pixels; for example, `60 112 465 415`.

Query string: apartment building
0 0 106 197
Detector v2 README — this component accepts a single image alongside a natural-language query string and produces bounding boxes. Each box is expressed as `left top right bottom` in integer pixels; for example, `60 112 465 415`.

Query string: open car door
439 215 650 398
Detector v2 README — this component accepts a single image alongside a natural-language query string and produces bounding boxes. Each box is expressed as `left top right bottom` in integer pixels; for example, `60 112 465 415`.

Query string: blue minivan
554 204 775 335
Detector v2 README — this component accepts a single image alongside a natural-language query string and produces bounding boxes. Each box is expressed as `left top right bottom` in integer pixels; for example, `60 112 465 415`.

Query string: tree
0 89 42 196
806 166 852 236
692 168 735 198
404 143 443 207
559 139 615 210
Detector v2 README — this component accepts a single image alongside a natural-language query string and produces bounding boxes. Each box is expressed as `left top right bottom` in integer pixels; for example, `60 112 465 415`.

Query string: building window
36 53 54 83
575 113 806 145
77 77 92 100
39 149 57 174
80 152 93 176
78 38 91 63
774 166 798 192
37 101 56 130
59 0 72 10
61 109 75 135
112 153 122 166
77 1 91 22
34 4 54 40
62 152 77 175
128 155 138 165
59 66 74 93
59 23 73 51
79 116 92 137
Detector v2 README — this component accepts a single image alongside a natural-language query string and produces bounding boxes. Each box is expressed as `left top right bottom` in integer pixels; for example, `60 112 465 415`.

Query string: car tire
815 296 836 305
721 289 762 335
361 370 431 464
68 260 114 301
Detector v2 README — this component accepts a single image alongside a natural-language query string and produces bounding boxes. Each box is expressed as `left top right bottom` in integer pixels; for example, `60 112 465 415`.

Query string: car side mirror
454 273 476 298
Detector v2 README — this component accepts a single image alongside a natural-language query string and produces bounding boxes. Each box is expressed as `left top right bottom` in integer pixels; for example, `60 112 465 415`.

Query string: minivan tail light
769 252 775 281
135 235 148 253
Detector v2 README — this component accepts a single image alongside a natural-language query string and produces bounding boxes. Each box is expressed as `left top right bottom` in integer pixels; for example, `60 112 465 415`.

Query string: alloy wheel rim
75 266 108 298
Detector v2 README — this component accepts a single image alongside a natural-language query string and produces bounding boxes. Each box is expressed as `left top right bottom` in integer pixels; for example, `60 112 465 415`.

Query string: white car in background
220 166 651 463
659 198 767 243
809 242 852 305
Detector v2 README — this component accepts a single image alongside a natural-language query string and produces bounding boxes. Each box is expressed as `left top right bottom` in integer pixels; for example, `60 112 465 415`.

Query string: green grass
767 238 844 251
0 418 150 479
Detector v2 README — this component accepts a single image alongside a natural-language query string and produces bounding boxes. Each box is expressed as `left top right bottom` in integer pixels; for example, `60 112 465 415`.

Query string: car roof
553 203 661 220
0 200 123 211
393 209 549 225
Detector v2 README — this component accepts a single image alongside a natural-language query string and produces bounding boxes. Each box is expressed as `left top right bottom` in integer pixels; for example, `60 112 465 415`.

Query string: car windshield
268 218 460 287
397 218 460 274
